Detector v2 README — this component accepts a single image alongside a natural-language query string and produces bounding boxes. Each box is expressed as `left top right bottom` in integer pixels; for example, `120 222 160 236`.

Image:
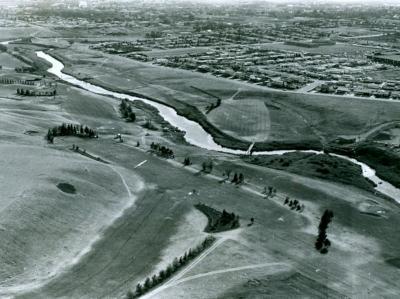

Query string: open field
0 52 28 69
208 98 271 142
243 151 376 191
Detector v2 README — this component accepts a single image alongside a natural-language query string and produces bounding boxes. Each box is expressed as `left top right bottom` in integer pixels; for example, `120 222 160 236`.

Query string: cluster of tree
142 119 157 130
127 236 216 299
315 209 334 254
46 123 97 143
15 66 36 73
119 99 136 122
150 142 174 158
283 197 304 212
231 172 244 185
183 156 192 166
0 78 35 85
219 209 240 228
17 88 56 96
262 186 277 198
195 203 240 233
201 160 213 173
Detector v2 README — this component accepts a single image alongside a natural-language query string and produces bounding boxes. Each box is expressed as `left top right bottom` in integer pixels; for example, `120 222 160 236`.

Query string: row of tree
17 88 56 96
46 123 97 143
262 186 277 198
315 209 334 254
150 142 174 158
127 236 216 298
119 99 136 122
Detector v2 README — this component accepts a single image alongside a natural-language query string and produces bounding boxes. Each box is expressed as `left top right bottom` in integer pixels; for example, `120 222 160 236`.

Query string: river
35 51 400 202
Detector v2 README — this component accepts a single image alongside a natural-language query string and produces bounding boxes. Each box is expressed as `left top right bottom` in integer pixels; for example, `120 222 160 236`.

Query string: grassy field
208 98 271 142
0 82 144 298
0 52 28 69
243 151 376 192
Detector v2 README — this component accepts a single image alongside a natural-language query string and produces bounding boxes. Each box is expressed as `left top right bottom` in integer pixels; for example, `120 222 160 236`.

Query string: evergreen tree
144 277 151 290
135 283 143 295
238 173 244 184
231 173 238 183
151 274 158 285
315 209 334 253
183 157 191 166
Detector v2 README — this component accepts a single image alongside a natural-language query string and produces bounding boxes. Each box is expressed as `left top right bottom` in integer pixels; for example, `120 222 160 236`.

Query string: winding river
36 51 400 202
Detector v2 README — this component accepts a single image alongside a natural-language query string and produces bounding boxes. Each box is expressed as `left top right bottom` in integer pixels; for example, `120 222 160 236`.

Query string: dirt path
140 237 227 299
142 261 290 299
355 120 400 142
172 262 290 286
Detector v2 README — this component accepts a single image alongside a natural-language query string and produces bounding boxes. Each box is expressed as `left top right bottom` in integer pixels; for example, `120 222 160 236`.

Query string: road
343 33 385 40
296 80 324 93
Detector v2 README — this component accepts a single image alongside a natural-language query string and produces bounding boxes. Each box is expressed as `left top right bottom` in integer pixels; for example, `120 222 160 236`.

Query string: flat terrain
0 38 400 299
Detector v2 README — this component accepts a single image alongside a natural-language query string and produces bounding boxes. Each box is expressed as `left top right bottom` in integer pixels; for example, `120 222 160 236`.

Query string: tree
144 277 151 290
151 274 158 285
172 257 179 270
46 129 54 143
315 209 334 253
127 290 135 299
159 269 166 280
202 160 213 173
165 264 173 277
231 173 238 183
183 157 191 166
128 111 136 122
135 283 143 295
284 197 289 205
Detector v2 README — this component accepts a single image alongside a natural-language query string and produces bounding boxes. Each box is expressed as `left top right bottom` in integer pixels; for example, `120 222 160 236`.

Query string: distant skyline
1 0 399 7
